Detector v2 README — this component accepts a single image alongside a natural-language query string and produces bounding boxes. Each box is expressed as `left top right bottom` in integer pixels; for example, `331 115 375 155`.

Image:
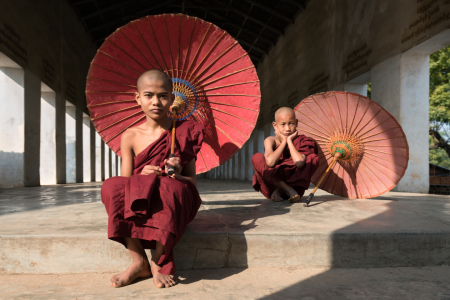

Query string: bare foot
151 260 177 288
271 188 283 202
285 186 300 203
110 259 151 288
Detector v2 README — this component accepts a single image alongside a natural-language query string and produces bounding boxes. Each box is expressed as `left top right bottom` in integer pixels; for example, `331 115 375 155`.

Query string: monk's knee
251 153 265 167
101 177 127 200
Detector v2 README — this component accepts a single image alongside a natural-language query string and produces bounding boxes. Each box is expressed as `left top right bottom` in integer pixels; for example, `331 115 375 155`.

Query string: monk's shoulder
178 120 205 131
121 126 140 145
264 136 276 144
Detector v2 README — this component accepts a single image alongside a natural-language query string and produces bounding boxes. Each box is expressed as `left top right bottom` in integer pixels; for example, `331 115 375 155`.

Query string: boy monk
101 69 205 288
251 107 319 202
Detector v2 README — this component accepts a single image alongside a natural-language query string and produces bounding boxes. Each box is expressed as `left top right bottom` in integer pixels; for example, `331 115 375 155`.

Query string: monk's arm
120 130 135 177
287 136 306 169
264 137 285 168
177 158 197 186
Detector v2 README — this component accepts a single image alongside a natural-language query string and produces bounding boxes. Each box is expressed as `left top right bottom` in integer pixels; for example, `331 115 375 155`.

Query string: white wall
66 102 76 183
82 114 90 182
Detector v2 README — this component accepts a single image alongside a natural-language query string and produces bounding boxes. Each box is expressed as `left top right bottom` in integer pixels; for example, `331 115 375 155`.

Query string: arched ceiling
69 0 310 65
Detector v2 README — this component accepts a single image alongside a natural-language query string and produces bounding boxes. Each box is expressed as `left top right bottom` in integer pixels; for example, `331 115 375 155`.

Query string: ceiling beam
282 0 306 10
88 0 178 33
244 0 293 24
71 0 95 6
82 0 150 20
183 1 275 46
213 0 284 35
181 1 283 35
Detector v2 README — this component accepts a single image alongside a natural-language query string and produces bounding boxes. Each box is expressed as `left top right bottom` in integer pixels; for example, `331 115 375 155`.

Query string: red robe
251 135 319 199
101 120 205 275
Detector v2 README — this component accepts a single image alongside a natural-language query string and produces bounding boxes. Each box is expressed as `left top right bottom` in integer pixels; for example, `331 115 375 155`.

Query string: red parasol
294 91 409 204
86 14 260 173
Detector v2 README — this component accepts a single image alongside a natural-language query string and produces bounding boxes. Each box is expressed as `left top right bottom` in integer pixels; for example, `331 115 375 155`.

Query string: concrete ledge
0 180 449 274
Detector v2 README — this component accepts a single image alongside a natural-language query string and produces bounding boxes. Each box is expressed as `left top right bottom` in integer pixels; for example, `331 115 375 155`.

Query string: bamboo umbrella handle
304 153 341 207
167 110 178 176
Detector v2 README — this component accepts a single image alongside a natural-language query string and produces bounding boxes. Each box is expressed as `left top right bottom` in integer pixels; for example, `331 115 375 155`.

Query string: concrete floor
1 266 449 299
1 179 450 274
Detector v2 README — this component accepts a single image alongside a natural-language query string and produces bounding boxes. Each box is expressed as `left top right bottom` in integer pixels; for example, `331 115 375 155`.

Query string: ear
272 121 277 130
295 119 298 126
135 92 141 105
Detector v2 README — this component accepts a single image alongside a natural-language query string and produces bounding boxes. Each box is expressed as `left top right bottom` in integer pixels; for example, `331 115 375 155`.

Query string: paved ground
1 266 449 299
1 179 450 274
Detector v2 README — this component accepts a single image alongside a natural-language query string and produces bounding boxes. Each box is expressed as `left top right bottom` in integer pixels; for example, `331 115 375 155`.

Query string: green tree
429 46 450 167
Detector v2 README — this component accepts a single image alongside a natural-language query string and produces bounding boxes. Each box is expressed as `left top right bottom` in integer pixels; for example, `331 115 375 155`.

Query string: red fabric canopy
86 14 261 173
295 92 409 198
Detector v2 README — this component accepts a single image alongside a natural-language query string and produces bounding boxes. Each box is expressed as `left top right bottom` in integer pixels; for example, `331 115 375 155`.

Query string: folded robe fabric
251 135 319 199
101 120 205 275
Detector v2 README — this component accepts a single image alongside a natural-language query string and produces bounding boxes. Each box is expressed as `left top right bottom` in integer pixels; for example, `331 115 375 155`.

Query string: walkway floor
1 266 449 299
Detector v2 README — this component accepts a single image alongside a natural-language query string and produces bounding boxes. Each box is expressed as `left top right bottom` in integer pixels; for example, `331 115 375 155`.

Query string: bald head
274 107 295 122
137 69 173 92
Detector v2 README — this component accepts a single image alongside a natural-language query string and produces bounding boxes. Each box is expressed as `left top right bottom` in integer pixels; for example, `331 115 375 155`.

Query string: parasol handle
167 109 178 176
304 153 341 207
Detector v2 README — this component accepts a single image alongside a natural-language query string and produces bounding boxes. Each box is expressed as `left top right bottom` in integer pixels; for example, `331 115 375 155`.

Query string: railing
429 175 450 185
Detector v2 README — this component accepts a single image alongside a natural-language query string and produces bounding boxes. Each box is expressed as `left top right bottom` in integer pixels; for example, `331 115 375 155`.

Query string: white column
104 143 110 180
258 129 265 154
371 53 429 193
95 132 102 181
239 145 246 180
82 114 90 182
90 122 96 182
40 84 56 185
65 102 76 183
111 151 116 177
246 134 254 180
0 55 24 188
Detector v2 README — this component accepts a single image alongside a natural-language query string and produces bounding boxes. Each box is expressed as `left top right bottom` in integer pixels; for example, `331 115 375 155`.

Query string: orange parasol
294 91 409 206
85 14 261 174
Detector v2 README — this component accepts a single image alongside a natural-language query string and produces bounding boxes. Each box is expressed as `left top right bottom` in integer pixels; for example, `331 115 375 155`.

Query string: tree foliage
429 46 450 168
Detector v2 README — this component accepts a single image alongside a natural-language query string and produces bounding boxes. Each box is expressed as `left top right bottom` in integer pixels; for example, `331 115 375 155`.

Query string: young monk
251 107 319 202
101 69 205 288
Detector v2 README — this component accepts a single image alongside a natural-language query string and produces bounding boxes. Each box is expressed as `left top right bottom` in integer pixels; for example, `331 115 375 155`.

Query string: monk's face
273 113 298 137
135 78 174 120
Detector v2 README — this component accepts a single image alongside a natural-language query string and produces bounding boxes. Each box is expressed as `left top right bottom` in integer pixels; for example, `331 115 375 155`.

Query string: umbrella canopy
295 91 409 199
86 13 260 174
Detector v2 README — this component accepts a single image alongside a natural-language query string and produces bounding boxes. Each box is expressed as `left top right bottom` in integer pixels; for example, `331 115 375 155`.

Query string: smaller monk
251 107 319 202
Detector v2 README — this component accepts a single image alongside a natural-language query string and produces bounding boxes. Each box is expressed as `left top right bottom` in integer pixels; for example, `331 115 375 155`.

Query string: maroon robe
101 120 205 275
251 135 319 199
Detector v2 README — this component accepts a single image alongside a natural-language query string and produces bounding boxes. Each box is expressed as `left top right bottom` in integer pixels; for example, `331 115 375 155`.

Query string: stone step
0 180 449 274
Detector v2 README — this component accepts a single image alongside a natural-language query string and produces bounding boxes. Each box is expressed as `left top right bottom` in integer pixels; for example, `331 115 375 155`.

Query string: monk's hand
275 130 287 144
164 156 182 178
287 131 298 142
141 165 163 176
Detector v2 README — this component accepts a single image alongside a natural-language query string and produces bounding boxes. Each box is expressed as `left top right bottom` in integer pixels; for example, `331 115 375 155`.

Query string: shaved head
274 107 295 122
137 69 173 92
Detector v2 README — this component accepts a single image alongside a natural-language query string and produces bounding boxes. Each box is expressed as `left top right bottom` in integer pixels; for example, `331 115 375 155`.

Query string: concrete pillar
264 123 271 139
95 132 102 181
65 102 76 183
333 72 370 97
24 69 41 186
246 135 253 180
101 140 105 181
0 59 24 188
82 114 91 182
111 151 116 177
90 122 96 182
258 129 265 154
40 84 56 185
55 93 66 184
104 143 110 180
371 52 428 193
75 107 83 183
